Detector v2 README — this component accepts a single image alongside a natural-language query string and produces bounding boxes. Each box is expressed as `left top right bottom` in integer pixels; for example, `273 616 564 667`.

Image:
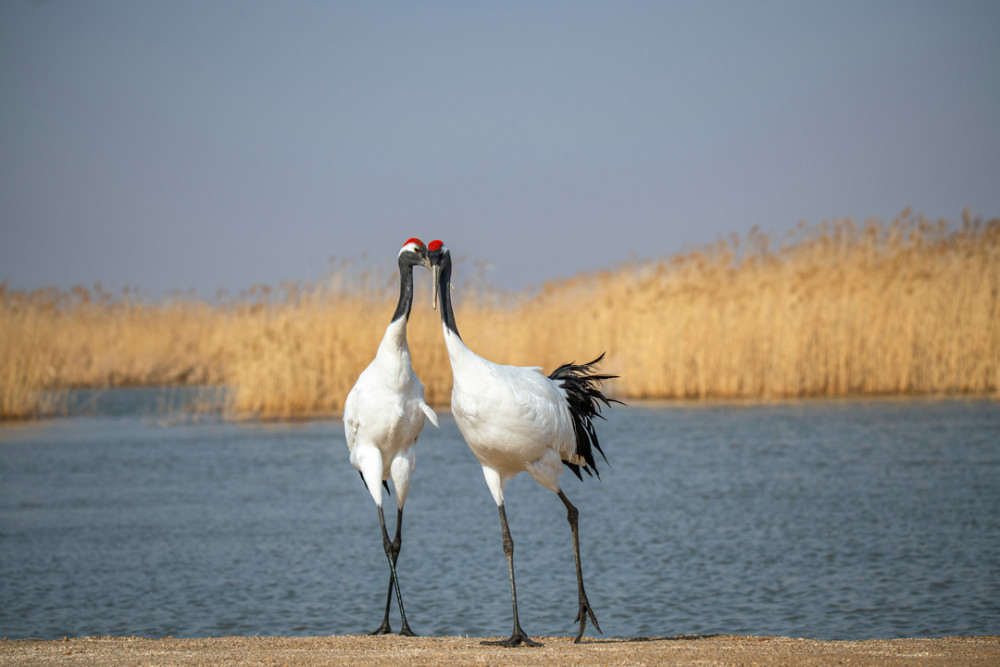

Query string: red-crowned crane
427 240 620 646
343 238 439 636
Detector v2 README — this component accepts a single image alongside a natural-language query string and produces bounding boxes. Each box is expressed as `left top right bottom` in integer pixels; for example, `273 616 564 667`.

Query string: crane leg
369 507 396 635
371 506 415 636
370 573 395 635
481 503 542 647
558 490 601 643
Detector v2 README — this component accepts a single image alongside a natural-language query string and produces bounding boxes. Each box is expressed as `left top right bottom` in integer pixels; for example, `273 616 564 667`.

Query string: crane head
427 239 450 310
398 238 431 271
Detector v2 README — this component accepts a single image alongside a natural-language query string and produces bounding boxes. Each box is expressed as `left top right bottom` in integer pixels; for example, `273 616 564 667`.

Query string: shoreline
2 635 998 666
3 389 997 428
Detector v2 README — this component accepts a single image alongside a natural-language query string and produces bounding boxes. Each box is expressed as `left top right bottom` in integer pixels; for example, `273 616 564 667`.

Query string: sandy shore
2 634 998 666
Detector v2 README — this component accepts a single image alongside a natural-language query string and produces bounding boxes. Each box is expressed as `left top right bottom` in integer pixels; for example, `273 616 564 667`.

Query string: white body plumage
444 327 581 505
345 317 438 508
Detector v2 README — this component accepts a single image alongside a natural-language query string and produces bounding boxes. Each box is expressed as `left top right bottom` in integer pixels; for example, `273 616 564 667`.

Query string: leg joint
502 533 514 556
559 490 579 524
566 503 578 524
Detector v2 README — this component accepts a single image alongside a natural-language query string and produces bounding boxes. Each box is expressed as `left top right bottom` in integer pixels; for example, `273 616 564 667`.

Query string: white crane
343 237 439 636
427 240 619 646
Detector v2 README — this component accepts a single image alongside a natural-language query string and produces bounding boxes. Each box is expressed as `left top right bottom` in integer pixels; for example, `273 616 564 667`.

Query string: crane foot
481 628 542 647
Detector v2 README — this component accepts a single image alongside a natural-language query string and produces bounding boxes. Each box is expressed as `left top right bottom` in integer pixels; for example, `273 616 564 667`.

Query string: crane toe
481 630 542 647
573 597 601 643
370 621 393 635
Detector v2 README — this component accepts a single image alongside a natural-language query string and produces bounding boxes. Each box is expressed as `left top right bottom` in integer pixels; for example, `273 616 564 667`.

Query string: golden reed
2 211 998 420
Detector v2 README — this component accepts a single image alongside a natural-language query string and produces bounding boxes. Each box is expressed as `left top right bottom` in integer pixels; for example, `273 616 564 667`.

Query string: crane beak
431 264 440 310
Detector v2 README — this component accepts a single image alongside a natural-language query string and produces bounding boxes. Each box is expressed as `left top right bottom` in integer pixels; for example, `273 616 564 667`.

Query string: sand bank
3 634 999 666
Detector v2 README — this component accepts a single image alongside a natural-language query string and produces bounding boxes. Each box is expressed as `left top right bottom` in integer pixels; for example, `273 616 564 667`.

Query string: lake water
1 390 998 641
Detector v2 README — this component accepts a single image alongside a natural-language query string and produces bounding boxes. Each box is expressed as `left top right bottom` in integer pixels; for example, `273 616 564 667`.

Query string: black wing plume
358 470 392 495
548 352 624 480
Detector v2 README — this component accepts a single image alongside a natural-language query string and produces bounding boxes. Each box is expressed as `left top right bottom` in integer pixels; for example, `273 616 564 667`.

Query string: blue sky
2 1 998 297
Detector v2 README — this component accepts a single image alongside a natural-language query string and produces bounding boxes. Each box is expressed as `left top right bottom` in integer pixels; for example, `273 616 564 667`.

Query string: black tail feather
358 470 392 496
548 352 624 480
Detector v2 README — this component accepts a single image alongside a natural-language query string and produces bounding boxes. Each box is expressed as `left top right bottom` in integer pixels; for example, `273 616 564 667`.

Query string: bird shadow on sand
577 634 722 645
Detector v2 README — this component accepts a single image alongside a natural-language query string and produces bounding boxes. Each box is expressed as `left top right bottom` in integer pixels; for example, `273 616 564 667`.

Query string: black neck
390 258 415 324
437 256 460 338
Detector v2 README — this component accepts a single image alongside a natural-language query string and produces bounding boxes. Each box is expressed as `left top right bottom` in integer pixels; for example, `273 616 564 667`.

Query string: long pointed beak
431 264 440 311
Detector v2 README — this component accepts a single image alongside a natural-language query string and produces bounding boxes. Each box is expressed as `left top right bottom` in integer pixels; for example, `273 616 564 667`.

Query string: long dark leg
370 510 397 635
369 506 396 635
389 508 415 636
558 490 601 643
361 470 393 635
481 504 541 647
370 575 395 635
372 506 415 636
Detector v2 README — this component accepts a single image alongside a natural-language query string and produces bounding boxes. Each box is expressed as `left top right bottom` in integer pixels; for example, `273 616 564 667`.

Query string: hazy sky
2 1 998 297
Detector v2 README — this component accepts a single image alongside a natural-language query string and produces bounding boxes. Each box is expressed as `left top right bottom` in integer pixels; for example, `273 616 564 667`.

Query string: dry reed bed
2 212 998 421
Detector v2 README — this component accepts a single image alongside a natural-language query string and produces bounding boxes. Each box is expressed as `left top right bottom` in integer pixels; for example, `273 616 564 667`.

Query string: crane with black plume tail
427 239 621 647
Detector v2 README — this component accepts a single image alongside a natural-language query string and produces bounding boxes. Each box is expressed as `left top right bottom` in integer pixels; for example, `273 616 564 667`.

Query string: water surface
1 391 998 640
